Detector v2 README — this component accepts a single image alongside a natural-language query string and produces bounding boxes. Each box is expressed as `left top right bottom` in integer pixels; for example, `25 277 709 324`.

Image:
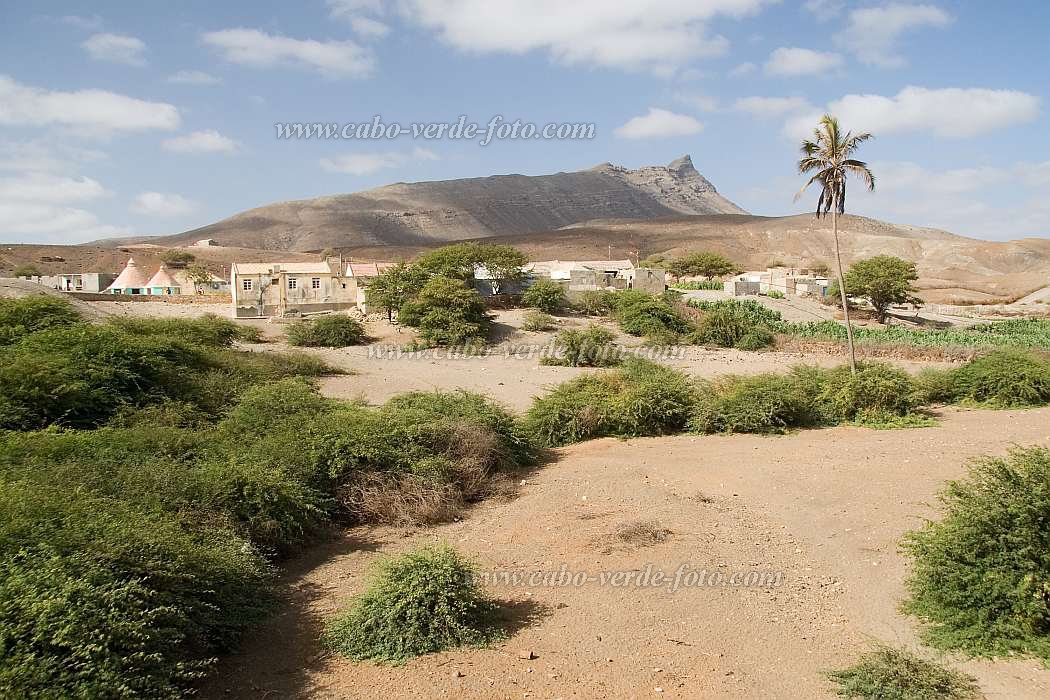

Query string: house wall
231 269 361 318
630 268 666 294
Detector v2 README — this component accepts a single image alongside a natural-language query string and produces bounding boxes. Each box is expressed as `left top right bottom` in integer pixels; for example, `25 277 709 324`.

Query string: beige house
724 267 829 298
230 258 394 318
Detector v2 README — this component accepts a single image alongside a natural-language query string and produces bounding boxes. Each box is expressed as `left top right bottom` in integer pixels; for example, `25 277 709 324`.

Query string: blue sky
1 0 1047 244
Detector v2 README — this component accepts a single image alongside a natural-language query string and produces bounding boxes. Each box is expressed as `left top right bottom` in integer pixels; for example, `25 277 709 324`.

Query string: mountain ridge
99 155 745 251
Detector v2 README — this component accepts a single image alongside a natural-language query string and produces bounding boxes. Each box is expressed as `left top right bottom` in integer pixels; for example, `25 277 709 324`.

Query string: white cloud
0 140 107 173
399 0 774 74
844 160 1050 240
803 0 844 20
50 14 105 31
871 161 1007 196
327 0 390 37
0 173 107 203
614 108 703 139
0 75 180 133
763 47 843 76
320 148 439 175
82 33 147 66
674 92 720 112
162 130 239 154
734 95 812 117
201 28 374 79
0 155 125 242
0 201 129 241
350 17 390 37
168 70 222 85
131 191 197 217
784 86 1041 139
838 3 952 68
728 61 757 77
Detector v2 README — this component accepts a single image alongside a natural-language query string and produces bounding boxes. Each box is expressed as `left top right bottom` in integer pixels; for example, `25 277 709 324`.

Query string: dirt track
203 407 1050 699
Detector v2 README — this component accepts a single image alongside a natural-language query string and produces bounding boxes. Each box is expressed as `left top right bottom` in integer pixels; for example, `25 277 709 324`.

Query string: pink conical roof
106 257 150 291
145 263 180 289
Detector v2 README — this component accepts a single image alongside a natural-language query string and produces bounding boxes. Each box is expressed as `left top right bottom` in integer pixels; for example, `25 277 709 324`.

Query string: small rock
517 650 537 660
454 670 465 678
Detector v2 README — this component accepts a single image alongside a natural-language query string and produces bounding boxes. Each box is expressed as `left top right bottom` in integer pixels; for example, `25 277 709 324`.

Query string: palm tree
795 114 875 374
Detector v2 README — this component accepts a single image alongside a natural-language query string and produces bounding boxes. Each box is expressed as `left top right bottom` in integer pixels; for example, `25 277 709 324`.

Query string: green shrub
522 310 556 332
815 362 920 423
542 325 622 367
107 313 245 348
614 293 691 337
0 325 200 430
765 289 785 299
521 278 566 313
575 289 615 316
524 359 697 446
943 349 1050 407
0 295 81 345
398 276 490 346
827 644 980 700
286 314 367 347
735 327 776 350
0 482 273 698
0 323 334 430
322 545 502 662
688 299 783 348
689 373 821 434
902 446 1050 662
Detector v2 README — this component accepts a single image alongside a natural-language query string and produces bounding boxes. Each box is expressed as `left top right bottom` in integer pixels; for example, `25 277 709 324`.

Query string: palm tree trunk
831 209 857 374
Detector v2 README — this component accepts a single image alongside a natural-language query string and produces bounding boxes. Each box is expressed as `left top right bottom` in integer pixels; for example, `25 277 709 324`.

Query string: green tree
520 278 566 313
845 255 921 323
665 252 738 279
158 250 195 268
398 276 490 346
366 262 429 321
13 264 41 278
416 243 527 294
184 264 212 295
796 114 876 374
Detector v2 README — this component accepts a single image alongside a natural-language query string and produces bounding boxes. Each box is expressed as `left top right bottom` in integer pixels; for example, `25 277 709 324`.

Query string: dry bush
615 519 672 546
340 449 511 528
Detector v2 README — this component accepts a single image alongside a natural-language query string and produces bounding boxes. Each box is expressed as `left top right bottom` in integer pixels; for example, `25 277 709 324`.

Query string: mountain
133 155 746 251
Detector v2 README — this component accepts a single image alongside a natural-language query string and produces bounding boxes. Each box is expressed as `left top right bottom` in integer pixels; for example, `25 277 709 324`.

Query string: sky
1 0 1048 244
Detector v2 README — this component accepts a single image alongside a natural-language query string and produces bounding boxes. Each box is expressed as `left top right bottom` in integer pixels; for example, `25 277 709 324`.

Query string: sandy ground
202 406 1050 699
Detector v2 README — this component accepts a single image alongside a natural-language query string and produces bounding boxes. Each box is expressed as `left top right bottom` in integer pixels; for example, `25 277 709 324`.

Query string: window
288 278 297 290
311 277 321 289
242 279 253 291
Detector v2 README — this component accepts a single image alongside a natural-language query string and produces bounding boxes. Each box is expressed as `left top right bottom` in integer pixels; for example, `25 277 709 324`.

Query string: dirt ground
202 407 1050 699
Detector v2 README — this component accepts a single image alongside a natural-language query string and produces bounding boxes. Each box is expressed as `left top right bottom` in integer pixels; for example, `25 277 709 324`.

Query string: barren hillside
104 156 745 251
